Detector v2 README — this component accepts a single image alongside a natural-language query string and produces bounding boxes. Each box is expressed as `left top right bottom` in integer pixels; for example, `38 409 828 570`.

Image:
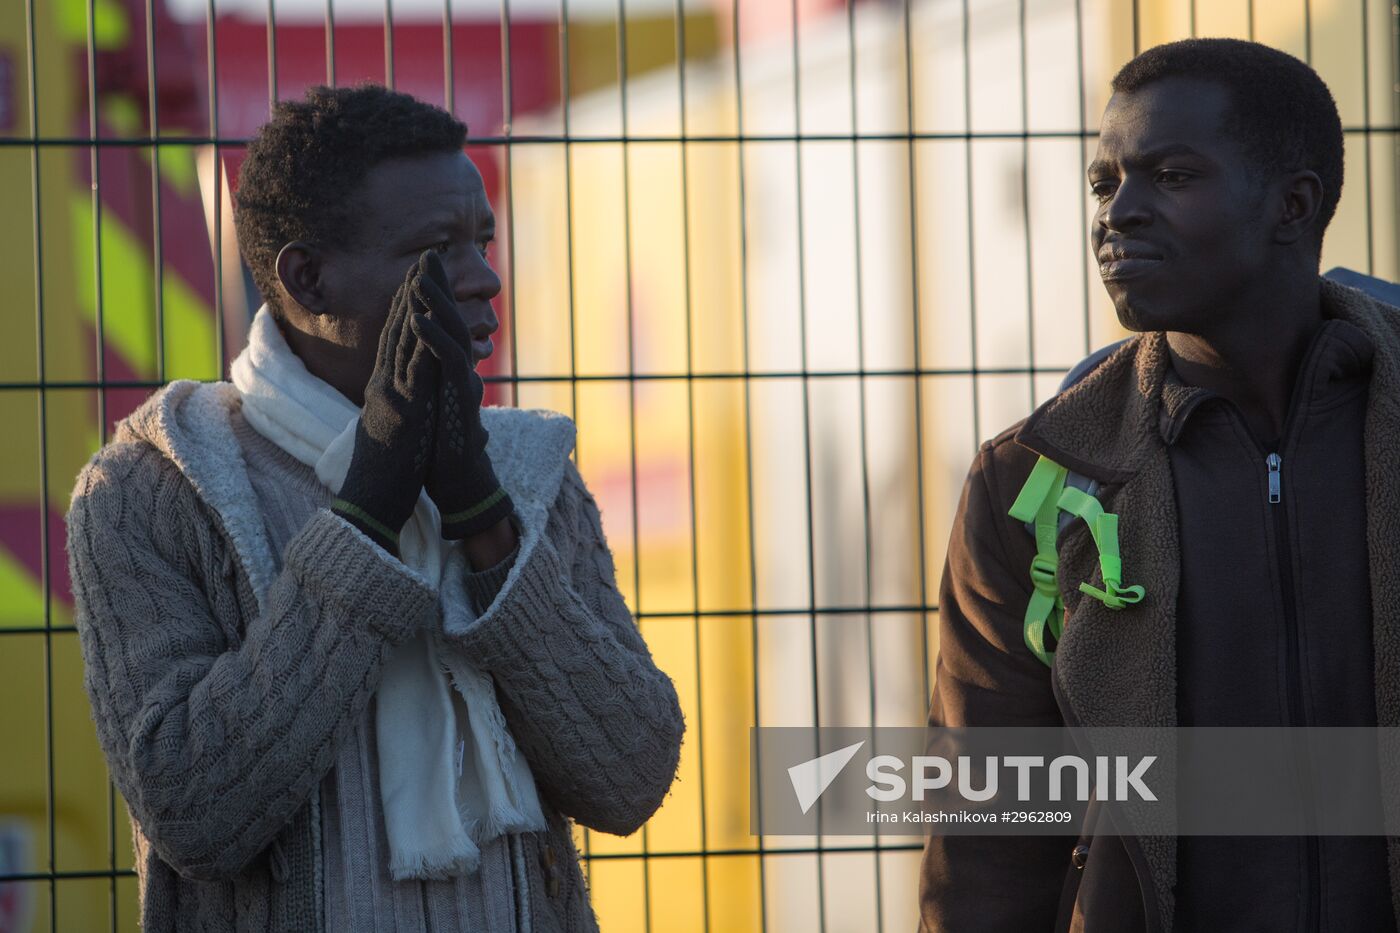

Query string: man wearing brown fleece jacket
64 84 685 932
920 40 1400 933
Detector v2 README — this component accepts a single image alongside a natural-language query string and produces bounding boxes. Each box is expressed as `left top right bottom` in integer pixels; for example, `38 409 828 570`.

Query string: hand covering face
406 249 516 540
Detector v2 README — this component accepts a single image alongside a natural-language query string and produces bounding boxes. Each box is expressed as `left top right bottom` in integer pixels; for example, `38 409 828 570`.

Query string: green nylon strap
1008 457 1069 667
1005 455 1146 667
1007 455 1066 525
1056 487 1146 610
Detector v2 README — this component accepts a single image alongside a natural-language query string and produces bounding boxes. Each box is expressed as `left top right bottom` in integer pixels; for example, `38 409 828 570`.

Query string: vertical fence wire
268 0 278 104
559 0 580 433
444 0 455 113
11 1 1400 930
786 0 826 927
1362 0 1375 274
85 0 117 924
901 0 934 731
147 0 166 382
1019 0 1036 411
86 0 106 433
326 0 337 85
1306 0 1314 63
22 0 57 923
733 0 771 927
959 0 983 453
1394 0 1400 278
1076 0 1092 355
210 0 225 381
386 0 396 89
556 0 592 886
674 2 714 928
612 1 656 925
500 0 519 409
843 1 887 927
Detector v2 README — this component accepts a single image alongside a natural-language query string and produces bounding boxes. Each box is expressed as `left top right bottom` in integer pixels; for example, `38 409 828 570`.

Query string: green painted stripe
441 487 508 524
330 499 400 546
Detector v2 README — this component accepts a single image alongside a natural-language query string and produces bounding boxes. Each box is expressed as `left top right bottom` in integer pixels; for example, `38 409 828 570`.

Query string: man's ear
275 241 328 315
1274 169 1324 247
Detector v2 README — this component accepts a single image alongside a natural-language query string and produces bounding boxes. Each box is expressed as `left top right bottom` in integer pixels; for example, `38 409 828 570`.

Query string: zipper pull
1267 452 1282 504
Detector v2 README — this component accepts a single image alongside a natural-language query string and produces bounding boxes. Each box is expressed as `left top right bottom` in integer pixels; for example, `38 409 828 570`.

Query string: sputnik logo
787 741 865 814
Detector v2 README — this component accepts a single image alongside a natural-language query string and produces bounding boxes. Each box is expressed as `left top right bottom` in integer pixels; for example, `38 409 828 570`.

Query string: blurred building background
0 0 1396 930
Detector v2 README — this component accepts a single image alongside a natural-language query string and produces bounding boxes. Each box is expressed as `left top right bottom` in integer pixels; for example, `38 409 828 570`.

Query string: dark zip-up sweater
920 278 1400 932
1167 317 1394 931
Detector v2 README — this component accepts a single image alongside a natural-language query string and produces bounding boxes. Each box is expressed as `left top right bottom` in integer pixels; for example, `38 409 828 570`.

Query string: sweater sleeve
65 441 440 882
460 511 522 613
440 458 686 836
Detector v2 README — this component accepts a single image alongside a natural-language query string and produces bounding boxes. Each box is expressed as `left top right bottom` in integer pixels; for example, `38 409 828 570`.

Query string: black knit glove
405 249 515 540
330 267 439 556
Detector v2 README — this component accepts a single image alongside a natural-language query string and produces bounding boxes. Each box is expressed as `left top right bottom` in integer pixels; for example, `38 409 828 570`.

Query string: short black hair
233 83 468 319
1111 38 1344 245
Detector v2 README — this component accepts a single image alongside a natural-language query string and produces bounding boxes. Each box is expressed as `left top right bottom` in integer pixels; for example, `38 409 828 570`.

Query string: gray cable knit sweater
64 379 686 932
231 402 529 932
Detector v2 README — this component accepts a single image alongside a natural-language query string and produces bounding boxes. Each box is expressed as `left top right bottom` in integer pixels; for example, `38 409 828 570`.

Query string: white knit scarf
230 304 546 880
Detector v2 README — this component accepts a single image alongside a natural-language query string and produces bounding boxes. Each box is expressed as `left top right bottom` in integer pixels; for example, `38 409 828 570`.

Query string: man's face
1088 77 1276 333
310 150 501 394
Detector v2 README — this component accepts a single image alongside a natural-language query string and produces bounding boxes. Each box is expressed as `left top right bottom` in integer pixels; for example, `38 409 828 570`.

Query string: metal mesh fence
0 0 1396 930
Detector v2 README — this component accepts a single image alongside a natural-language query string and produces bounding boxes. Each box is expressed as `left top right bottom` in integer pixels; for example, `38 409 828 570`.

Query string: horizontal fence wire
0 604 950 638
9 0 1398 929
0 365 1146 393
3 126 1400 147
0 841 925 883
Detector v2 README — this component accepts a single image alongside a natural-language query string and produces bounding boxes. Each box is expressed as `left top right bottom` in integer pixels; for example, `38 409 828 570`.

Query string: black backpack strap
1057 337 1132 395
1324 266 1400 308
1019 337 1131 538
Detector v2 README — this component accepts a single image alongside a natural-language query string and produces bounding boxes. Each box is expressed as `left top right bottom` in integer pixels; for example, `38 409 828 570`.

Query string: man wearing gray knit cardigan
64 85 686 932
